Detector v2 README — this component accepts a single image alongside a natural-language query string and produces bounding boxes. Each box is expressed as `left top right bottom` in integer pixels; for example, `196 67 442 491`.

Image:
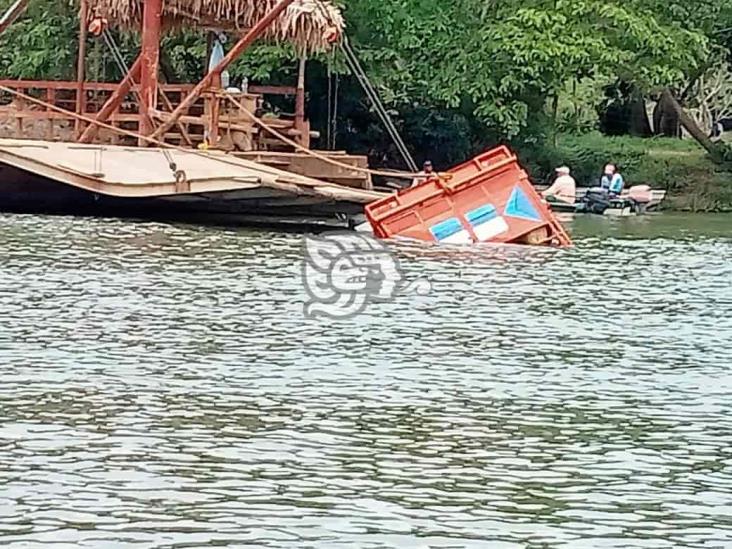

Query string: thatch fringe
86 0 345 53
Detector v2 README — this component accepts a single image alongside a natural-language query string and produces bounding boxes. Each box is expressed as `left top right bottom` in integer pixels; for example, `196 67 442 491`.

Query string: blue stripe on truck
430 218 463 241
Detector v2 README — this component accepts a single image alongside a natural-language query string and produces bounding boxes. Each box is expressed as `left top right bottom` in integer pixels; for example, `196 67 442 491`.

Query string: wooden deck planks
0 138 386 203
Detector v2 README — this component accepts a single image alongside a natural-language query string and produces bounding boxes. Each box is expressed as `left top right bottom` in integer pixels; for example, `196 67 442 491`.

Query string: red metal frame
79 57 142 143
365 147 573 247
139 0 163 137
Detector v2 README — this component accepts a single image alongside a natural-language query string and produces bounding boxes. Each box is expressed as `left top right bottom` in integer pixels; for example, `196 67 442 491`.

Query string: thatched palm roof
86 0 345 52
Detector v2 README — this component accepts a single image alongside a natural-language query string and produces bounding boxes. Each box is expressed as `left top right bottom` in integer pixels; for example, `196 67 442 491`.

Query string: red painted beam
150 0 297 141
0 79 194 92
0 0 29 36
79 56 142 143
139 0 163 137
249 85 297 96
75 0 89 138
295 55 307 147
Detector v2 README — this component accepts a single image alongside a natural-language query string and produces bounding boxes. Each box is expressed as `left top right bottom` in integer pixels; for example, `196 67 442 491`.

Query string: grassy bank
522 133 732 212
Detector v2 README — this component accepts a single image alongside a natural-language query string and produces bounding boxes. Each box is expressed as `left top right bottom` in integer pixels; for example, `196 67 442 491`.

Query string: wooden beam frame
295 55 307 147
79 56 142 143
150 0 297 141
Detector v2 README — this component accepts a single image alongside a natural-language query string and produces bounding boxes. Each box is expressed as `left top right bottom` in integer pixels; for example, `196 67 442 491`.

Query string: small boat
544 186 666 216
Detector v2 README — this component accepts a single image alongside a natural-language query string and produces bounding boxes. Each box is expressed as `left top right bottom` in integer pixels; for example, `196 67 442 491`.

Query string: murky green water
0 212 730 548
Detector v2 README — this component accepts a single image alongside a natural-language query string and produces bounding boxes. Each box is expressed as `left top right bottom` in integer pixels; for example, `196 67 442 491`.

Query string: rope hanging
326 59 332 149
311 0 418 172
221 91 425 179
326 47 340 150
339 37 418 172
330 62 339 150
98 28 183 180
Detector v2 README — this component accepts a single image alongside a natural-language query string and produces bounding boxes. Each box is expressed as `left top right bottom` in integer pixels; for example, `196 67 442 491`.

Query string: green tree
0 0 77 79
0 0 724 168
343 0 709 137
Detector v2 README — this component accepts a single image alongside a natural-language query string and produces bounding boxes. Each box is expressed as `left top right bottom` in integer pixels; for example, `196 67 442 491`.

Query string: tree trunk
661 88 727 164
654 92 680 137
629 94 652 137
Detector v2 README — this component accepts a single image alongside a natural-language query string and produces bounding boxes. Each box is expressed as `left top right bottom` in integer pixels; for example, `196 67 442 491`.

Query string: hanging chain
100 28 183 181
311 1 417 171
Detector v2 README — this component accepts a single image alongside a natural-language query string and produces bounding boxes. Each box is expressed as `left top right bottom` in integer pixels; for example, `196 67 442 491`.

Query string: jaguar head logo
303 232 429 319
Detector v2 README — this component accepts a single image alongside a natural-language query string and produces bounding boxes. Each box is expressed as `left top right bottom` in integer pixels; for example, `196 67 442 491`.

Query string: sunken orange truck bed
365 146 572 247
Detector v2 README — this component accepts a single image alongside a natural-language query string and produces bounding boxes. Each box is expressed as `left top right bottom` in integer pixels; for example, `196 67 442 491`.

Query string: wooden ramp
0 139 383 201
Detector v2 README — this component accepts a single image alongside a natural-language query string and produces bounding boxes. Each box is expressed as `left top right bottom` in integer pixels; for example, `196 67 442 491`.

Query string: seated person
600 164 625 196
541 166 576 204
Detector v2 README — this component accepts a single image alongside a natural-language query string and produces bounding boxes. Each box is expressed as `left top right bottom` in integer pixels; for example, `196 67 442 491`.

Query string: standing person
411 160 436 187
209 31 231 89
600 164 625 196
541 166 576 204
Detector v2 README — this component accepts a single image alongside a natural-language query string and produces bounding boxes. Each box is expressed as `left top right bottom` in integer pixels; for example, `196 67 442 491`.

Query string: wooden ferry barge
0 0 388 227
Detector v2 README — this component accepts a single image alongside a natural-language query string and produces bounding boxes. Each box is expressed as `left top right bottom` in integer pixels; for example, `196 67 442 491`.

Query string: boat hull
547 200 647 217
0 139 385 229
0 163 367 229
541 186 666 217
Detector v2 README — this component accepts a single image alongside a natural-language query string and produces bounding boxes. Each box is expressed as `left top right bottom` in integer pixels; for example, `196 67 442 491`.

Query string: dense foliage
1 0 732 175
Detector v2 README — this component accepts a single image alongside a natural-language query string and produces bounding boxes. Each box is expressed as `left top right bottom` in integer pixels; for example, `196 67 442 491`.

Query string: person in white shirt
541 166 576 204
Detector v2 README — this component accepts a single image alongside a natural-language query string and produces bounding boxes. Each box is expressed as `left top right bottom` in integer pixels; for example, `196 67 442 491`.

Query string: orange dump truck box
365 146 572 247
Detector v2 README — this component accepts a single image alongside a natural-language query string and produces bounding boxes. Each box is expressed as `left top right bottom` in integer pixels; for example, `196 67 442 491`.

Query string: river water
0 212 730 548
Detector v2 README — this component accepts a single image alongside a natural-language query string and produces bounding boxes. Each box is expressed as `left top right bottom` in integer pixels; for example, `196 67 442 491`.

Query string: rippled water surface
1 212 731 549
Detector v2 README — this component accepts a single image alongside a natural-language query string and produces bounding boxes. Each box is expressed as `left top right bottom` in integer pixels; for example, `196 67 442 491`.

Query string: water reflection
0 212 730 548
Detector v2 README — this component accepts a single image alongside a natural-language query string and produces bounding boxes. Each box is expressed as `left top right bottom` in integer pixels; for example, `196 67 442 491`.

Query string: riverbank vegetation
1 0 732 209
531 134 732 211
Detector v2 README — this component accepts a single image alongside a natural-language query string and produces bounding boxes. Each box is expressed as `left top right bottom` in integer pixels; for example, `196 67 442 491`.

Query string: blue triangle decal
505 186 542 222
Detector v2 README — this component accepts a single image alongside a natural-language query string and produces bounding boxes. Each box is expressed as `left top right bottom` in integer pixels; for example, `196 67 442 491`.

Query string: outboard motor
582 187 611 215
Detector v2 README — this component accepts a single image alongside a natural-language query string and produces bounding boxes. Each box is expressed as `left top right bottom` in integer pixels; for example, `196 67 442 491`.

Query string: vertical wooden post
150 0 297 141
209 74 221 147
205 31 214 78
75 0 88 138
295 54 307 147
15 89 24 136
139 0 163 138
46 88 55 140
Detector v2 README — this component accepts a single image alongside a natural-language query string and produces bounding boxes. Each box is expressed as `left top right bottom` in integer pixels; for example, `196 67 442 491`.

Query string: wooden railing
0 80 313 149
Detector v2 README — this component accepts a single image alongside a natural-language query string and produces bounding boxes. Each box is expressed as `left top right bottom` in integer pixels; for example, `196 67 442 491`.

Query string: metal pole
140 0 163 138
75 0 89 138
150 0 297 141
